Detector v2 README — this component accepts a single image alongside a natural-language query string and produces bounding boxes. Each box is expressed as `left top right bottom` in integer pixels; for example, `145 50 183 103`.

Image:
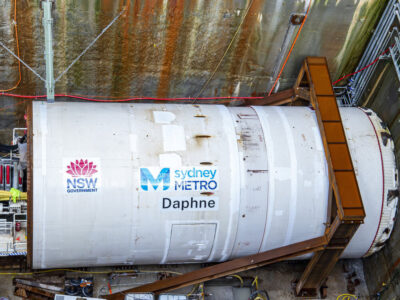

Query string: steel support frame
104 57 365 299
294 57 365 297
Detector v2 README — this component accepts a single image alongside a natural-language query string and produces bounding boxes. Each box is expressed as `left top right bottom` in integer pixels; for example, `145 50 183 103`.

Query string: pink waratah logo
66 159 98 177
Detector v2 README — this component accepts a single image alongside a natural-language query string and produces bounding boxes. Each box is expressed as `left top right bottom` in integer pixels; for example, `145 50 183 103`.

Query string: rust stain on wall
157 0 185 98
229 0 265 81
133 0 162 95
0 0 386 114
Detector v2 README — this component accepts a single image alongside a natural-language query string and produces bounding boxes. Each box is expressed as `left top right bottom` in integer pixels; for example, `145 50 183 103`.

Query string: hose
232 274 244 287
0 268 182 276
336 294 357 300
268 0 312 96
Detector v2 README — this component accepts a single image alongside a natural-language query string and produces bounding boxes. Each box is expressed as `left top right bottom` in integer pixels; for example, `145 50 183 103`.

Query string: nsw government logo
64 158 100 193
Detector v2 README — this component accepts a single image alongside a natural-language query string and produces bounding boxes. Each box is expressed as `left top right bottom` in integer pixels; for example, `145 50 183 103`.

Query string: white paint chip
159 153 182 167
304 180 312 187
129 134 137 152
153 111 176 124
312 126 323 151
162 125 186 152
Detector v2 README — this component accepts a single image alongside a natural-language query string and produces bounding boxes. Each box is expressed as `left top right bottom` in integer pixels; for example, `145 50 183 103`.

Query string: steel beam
245 88 295 106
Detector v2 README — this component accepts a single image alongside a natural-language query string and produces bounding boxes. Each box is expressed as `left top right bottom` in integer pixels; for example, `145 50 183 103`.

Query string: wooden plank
15 283 55 299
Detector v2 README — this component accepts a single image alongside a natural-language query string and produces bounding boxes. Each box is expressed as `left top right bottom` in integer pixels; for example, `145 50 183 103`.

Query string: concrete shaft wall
0 0 388 143
362 62 400 299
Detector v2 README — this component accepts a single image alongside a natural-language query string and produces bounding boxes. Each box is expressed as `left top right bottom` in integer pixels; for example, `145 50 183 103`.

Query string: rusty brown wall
0 0 386 142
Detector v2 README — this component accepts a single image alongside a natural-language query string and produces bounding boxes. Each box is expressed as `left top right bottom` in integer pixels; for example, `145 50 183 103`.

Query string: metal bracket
290 13 306 25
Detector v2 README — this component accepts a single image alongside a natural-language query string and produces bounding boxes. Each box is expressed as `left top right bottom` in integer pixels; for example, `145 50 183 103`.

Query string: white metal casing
31 102 398 268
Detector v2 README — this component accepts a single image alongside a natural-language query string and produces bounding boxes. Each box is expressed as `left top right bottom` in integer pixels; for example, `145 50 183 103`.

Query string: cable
0 99 26 112
0 268 182 276
336 294 357 300
0 0 21 92
0 92 264 103
268 0 312 96
251 276 269 300
332 46 392 85
187 284 199 297
232 274 244 287
54 7 127 83
193 0 255 101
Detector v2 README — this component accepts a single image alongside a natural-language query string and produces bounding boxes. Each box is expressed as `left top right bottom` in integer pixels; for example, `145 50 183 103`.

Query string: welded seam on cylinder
249 106 270 253
127 105 137 264
251 106 275 253
39 102 48 268
358 108 385 256
160 222 173 264
276 108 298 246
217 105 241 262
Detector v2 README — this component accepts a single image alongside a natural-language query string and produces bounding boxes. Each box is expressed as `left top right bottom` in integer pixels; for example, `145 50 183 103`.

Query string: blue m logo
140 168 170 191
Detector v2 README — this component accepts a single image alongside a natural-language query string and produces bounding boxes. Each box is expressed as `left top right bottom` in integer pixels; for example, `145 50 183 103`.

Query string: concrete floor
0 259 369 300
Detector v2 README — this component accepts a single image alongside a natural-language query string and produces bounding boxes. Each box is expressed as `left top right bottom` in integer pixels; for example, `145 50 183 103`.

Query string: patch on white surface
275 167 291 180
162 125 186 152
159 153 182 167
312 126 323 151
304 180 312 187
165 223 217 263
153 111 176 124
129 134 137 152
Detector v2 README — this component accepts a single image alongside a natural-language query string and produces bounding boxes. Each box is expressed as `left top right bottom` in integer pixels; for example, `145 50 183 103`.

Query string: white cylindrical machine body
31 102 398 269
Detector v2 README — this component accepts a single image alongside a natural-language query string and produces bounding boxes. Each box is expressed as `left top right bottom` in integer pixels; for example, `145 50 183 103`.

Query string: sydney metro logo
140 167 218 192
65 159 100 194
140 168 170 191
